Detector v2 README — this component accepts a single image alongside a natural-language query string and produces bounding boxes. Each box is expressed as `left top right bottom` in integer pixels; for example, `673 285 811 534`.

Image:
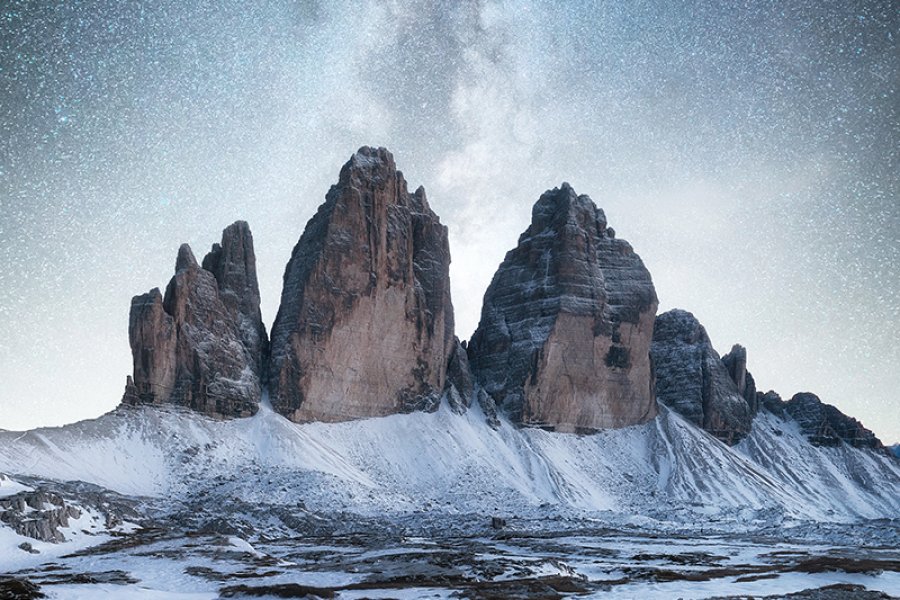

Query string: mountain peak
123 223 266 418
175 243 198 272
469 184 657 432
652 309 754 444
527 181 606 236
268 147 455 422
339 146 397 185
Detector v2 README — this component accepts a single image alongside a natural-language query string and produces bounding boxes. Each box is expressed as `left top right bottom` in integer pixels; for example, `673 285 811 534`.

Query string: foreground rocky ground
1 508 898 599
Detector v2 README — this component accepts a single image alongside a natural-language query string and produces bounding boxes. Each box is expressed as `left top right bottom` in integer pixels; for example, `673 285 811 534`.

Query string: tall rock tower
468 183 658 432
268 147 455 422
122 221 267 418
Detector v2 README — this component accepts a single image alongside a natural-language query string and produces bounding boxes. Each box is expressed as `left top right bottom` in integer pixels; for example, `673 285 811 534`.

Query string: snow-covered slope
0 402 897 523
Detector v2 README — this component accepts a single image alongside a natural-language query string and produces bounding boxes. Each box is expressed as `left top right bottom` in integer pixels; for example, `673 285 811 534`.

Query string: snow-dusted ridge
0 400 897 523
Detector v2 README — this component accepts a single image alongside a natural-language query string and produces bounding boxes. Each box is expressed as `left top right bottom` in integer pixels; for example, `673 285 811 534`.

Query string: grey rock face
722 344 758 415
268 147 455 422
783 392 884 449
445 338 474 415
468 183 658 433
0 490 81 543
201 221 268 378
122 222 267 418
758 390 786 417
651 309 752 445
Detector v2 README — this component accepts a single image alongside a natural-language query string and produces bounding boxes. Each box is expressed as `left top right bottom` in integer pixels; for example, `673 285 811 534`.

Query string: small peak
175 243 199 272
131 287 164 307
531 183 604 232
660 307 697 321
412 185 431 211
205 221 253 270
653 308 707 344
790 392 823 406
349 146 395 170
217 221 254 255
726 344 747 359
223 220 251 238
337 147 398 188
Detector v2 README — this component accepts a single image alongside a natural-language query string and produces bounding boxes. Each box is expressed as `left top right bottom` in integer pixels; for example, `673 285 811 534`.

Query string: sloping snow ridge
0 401 897 524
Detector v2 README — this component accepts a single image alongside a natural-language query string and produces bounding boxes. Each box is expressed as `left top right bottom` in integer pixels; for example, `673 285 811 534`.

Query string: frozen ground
0 401 898 598
2 517 898 599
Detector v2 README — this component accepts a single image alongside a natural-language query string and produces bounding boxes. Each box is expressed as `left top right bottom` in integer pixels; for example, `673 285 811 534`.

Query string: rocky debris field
1 511 898 599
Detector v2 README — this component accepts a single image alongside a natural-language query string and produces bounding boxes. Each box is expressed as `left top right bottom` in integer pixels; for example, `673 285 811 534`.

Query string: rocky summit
122 221 267 418
468 183 658 433
651 309 755 445
268 147 455 422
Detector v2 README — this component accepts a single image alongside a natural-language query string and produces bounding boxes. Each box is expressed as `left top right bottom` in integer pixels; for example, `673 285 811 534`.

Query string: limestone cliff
122 222 266 418
650 309 753 444
267 147 455 422
467 183 658 433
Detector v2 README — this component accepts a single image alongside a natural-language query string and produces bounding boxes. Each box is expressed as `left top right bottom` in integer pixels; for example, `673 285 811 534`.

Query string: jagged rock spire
122 222 267 418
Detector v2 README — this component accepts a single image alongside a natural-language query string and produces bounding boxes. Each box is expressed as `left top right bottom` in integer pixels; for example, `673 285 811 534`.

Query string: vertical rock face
123 222 267 418
201 221 268 377
758 390 786 417
650 309 752 444
123 288 177 407
268 147 455 422
444 338 474 414
468 183 658 433
722 344 758 415
783 392 884 449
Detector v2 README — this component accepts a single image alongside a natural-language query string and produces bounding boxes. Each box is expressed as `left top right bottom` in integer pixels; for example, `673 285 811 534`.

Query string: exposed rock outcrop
651 309 752 444
754 389 885 451
722 344 758 415
122 222 267 418
758 390 786 417
0 489 81 543
268 147 455 422
201 221 268 377
467 183 658 433
782 392 884 449
445 338 474 414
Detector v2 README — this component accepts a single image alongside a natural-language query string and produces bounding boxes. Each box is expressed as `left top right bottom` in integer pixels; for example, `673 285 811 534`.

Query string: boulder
268 147 455 422
468 183 658 433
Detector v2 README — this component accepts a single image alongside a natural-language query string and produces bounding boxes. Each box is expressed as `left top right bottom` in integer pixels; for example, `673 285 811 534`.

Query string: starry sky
1 1 897 442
